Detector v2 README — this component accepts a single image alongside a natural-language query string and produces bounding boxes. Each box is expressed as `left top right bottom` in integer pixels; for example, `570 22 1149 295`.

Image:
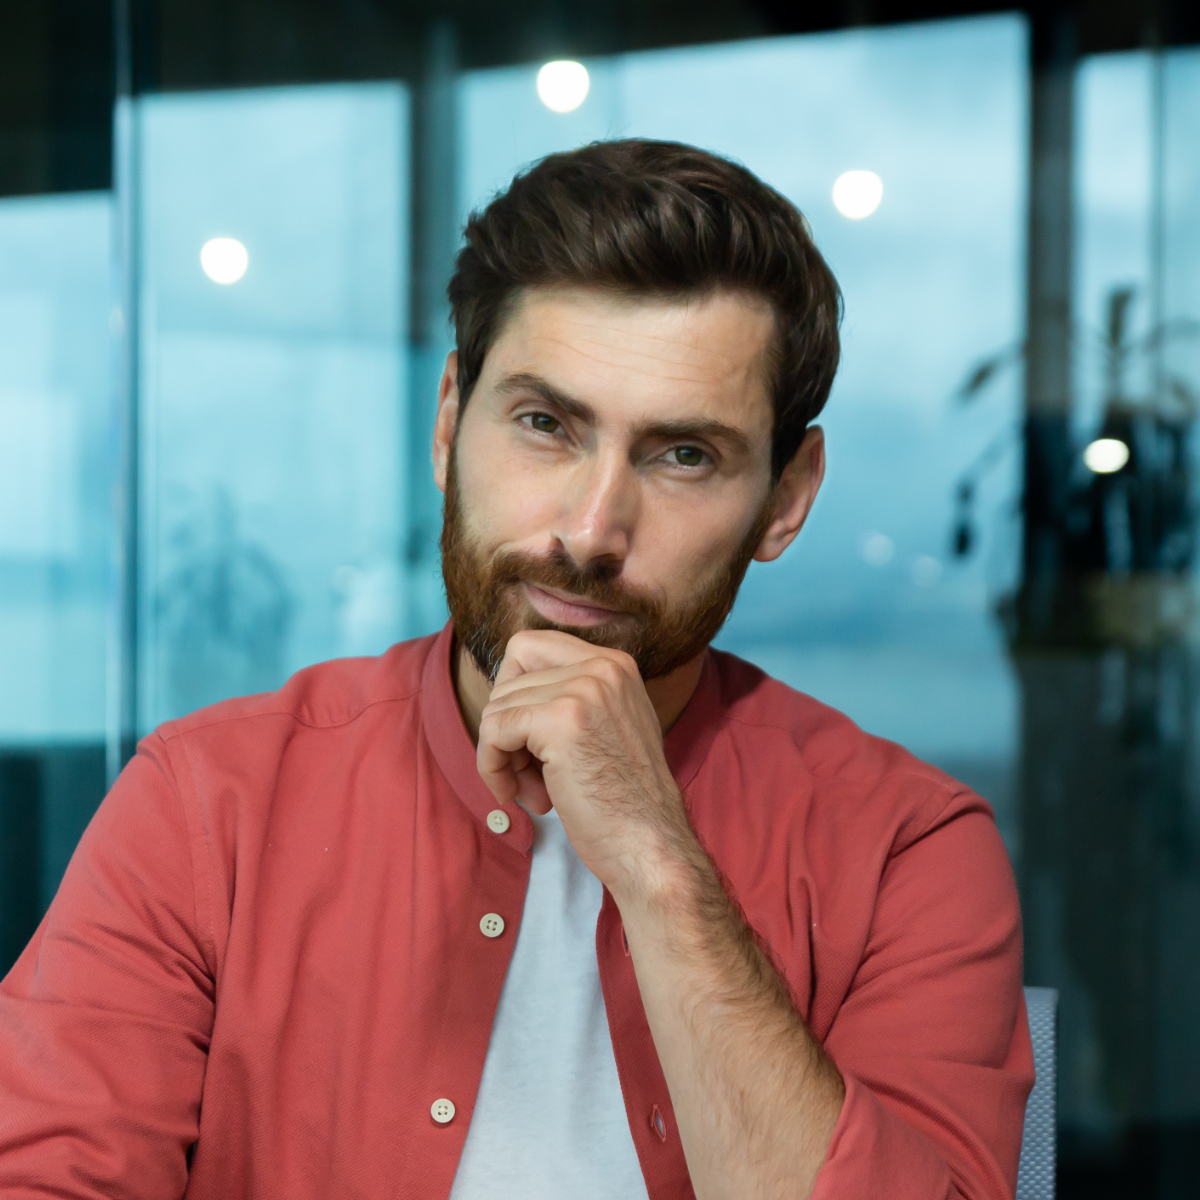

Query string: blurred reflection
135 83 412 728
0 194 110 966
1011 47 1200 1195
157 489 293 715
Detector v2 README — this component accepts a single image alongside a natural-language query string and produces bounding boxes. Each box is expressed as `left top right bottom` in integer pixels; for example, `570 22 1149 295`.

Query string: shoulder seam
150 736 220 981
156 686 421 744
722 711 967 811
907 781 983 845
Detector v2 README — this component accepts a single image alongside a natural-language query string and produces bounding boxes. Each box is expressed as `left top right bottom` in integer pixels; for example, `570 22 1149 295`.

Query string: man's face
436 286 810 682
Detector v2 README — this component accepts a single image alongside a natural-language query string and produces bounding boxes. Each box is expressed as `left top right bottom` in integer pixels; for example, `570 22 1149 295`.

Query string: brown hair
447 138 842 480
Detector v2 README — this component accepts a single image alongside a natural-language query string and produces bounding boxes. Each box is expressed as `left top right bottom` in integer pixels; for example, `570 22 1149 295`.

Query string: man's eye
525 413 561 434
667 446 707 468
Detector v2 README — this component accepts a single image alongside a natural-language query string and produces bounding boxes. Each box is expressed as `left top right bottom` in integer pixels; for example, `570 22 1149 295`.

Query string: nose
552 449 638 570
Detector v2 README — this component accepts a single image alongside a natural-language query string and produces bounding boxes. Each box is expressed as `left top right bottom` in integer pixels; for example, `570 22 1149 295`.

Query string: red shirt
0 624 1032 1199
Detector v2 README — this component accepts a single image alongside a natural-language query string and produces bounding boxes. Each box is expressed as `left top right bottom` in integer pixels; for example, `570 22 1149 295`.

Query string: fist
477 630 694 894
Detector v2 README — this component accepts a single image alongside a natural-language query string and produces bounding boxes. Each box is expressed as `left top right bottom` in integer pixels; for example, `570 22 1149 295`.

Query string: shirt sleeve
0 735 215 1199
811 799 1034 1200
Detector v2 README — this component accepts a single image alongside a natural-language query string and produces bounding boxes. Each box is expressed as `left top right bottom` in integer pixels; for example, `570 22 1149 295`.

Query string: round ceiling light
200 237 249 285
536 60 590 113
1083 437 1130 474
860 530 895 567
832 170 884 220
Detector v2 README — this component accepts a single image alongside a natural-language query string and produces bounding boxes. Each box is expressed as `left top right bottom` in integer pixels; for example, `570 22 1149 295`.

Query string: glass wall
134 84 411 728
1022 46 1200 1194
0 193 110 965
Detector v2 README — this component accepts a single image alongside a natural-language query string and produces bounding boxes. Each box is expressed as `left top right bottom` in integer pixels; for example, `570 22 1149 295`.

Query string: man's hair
447 138 842 481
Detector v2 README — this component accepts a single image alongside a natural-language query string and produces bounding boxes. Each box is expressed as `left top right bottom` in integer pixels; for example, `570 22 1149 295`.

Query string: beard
440 449 774 683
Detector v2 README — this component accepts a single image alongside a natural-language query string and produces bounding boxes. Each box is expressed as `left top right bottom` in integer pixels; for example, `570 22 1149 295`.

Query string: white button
431 1097 456 1124
486 808 511 834
479 912 505 938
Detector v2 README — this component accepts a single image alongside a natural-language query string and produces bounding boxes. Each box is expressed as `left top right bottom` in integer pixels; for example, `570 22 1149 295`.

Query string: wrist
608 814 716 928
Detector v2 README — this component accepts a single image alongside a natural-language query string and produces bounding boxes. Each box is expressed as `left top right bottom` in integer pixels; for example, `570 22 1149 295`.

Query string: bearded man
0 140 1032 1200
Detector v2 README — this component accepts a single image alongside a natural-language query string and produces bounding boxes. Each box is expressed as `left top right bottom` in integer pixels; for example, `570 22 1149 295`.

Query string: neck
453 636 706 745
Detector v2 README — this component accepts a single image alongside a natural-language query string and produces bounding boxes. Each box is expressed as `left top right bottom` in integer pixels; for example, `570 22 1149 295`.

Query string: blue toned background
460 18 1027 804
3 10 1200 1193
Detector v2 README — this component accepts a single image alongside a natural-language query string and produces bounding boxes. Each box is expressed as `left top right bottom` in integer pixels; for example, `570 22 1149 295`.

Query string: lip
523 582 626 628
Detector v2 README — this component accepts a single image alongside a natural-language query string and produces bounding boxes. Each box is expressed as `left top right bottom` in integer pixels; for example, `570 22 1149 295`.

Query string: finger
478 707 552 813
513 760 552 816
494 629 636 688
490 662 591 705
487 670 611 712
477 704 540 804
478 754 518 806
508 746 534 776
491 653 636 708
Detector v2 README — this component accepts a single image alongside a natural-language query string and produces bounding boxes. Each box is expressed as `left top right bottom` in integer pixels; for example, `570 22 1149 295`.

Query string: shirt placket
597 889 696 1200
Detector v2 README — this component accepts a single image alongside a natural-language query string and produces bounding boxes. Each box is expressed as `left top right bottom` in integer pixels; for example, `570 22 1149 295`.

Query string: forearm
613 833 845 1200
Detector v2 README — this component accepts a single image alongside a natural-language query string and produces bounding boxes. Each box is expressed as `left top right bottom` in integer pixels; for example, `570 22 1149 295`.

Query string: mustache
490 549 664 624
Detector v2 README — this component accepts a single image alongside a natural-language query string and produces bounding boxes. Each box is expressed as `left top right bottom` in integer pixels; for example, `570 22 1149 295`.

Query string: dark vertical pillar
47 0 114 191
405 21 459 637
1020 5 1076 642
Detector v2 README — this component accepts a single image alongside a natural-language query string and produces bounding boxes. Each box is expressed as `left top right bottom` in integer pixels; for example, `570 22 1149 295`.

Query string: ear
753 426 826 563
432 351 460 495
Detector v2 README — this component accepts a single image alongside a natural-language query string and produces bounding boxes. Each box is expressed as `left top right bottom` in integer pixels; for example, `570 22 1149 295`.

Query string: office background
1 0 1199 1195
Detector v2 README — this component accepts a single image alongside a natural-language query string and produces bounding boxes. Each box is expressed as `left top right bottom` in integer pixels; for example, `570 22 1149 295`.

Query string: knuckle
593 656 625 683
596 649 637 682
478 707 505 734
506 629 540 655
560 694 590 723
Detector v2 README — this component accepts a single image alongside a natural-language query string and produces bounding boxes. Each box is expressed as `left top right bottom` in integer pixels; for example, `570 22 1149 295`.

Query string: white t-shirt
449 808 651 1200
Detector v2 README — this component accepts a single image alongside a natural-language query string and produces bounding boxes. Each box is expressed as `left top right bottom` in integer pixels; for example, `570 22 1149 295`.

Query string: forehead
480 286 777 435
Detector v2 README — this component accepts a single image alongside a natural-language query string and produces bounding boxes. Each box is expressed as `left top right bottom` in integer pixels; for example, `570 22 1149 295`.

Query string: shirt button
486 808 511 834
479 912 505 938
431 1098 456 1124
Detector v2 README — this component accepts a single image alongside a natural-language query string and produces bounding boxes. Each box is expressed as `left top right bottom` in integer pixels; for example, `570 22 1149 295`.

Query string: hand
477 630 698 897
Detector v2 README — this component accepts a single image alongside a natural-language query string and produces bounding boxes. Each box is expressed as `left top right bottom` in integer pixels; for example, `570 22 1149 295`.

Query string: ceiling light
1083 438 1130 474
860 530 895 567
537 61 590 113
832 170 883 219
200 237 249 285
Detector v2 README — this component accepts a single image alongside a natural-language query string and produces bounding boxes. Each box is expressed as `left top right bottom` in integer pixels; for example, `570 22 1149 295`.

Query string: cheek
632 494 757 596
454 432 562 547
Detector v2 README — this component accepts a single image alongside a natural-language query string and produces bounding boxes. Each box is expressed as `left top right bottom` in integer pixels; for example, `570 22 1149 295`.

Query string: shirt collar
420 621 725 852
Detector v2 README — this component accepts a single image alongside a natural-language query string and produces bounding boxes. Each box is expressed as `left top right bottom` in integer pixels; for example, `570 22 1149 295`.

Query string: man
0 140 1032 1199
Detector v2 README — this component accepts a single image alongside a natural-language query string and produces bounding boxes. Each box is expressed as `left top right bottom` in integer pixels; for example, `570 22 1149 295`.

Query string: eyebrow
495 371 755 457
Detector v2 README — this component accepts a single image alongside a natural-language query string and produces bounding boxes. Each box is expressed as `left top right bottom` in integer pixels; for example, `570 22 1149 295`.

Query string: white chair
1016 987 1058 1200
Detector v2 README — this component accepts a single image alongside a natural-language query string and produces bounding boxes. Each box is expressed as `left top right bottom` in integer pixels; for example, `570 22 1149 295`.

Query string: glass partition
1028 46 1200 1192
0 193 110 962
134 84 411 729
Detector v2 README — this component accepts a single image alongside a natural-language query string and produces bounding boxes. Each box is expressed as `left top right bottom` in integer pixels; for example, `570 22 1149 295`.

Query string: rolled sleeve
812 1072 953 1200
0 735 215 1198
815 800 1034 1200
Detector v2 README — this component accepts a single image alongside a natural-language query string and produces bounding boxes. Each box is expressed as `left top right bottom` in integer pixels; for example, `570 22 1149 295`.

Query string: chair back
1016 986 1058 1200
